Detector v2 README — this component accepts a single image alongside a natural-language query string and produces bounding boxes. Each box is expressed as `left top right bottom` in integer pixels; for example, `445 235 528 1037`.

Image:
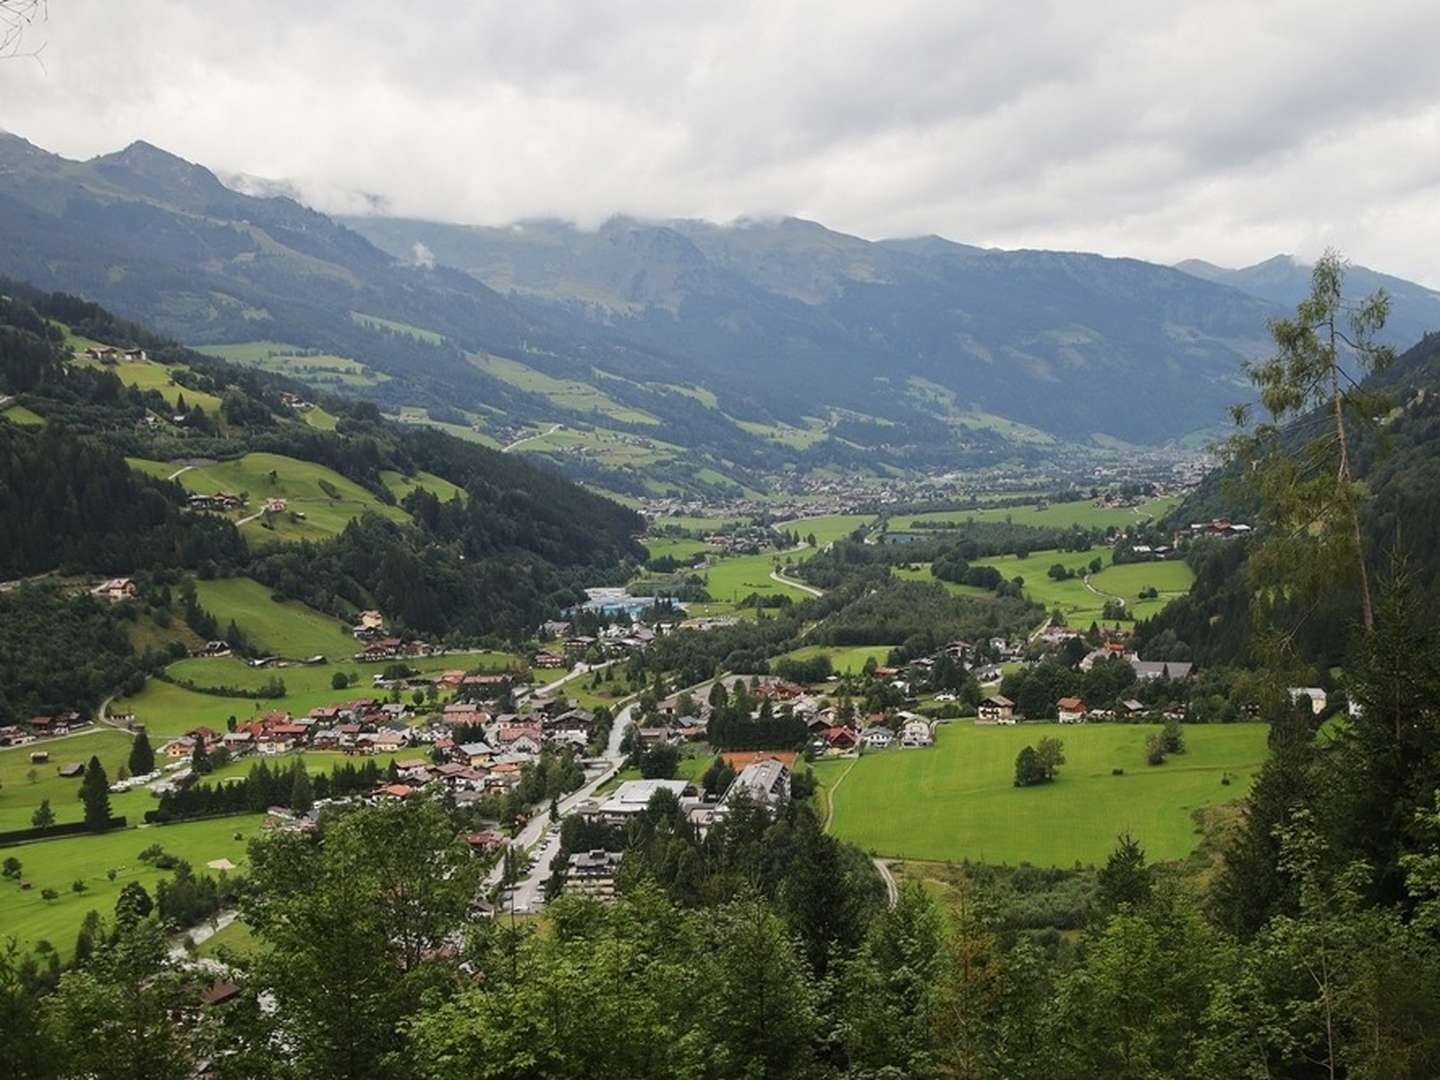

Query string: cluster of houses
278 390 314 411
977 692 1188 726
82 345 148 363
187 491 246 512
2 712 92 745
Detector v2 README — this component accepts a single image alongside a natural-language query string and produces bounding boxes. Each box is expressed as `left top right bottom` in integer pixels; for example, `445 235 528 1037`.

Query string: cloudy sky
3 0 1440 283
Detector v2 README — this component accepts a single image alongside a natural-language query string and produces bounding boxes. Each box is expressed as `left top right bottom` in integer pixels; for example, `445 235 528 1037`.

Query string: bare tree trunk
1329 324 1375 634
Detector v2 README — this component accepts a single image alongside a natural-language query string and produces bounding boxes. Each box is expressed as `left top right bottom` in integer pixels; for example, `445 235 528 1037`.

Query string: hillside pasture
171 452 408 542
380 469 467 505
1 403 44 426
0 729 142 832
192 577 356 659
815 721 1267 866
702 550 813 607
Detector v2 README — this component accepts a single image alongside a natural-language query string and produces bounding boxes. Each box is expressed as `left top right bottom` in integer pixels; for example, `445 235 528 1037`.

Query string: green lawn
0 814 264 960
196 916 259 958
903 496 1178 532
168 452 409 544
775 514 877 546
814 721 1268 866
781 644 899 674
193 577 357 659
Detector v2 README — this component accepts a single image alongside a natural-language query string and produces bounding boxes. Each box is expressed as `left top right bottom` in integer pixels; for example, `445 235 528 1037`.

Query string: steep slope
1175 255 1440 348
346 214 1279 443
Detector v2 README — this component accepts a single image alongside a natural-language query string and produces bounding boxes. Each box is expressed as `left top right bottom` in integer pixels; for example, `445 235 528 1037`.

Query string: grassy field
648 514 751 533
814 721 1268 866
115 649 522 740
780 644 899 674
380 469 466 504
775 514 877 546
350 311 444 344
0 814 264 959
472 355 659 426
903 496 1178 532
643 537 717 561
0 729 145 832
1 403 44 426
701 550 813 607
196 916 259 958
69 350 225 414
169 452 409 543
195 341 390 390
896 548 1194 625
193 577 357 658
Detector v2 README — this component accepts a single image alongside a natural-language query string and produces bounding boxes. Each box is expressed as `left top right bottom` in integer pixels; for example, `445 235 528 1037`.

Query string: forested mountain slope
346 213 1284 445
0 280 644 643
1137 330 1440 668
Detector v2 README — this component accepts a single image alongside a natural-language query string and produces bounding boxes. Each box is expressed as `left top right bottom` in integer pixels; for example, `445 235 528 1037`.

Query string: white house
900 719 933 748
860 726 893 750
1289 687 1328 715
977 695 1015 725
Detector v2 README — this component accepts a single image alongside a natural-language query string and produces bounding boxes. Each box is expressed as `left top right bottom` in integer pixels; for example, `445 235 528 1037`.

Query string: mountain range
2 131 1437 493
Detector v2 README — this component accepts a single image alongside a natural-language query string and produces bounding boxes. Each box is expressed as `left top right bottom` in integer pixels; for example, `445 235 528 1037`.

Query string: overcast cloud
3 0 1439 283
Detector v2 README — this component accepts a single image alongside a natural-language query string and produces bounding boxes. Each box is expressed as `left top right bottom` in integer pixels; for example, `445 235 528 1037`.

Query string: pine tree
128 731 155 776
31 798 55 830
290 764 314 815
80 756 111 831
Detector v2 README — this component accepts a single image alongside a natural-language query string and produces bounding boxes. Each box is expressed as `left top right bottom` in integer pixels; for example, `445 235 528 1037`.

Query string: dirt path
166 464 195 481
503 423 561 453
769 567 822 597
820 755 859 831
872 858 899 909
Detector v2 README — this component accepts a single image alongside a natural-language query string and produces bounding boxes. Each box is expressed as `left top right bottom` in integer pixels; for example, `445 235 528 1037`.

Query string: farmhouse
900 719 933 748
1056 697 1088 724
977 695 1016 725
91 577 137 602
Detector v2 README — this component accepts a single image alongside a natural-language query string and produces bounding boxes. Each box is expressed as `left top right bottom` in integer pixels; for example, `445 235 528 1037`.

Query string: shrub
1111 767 1125 776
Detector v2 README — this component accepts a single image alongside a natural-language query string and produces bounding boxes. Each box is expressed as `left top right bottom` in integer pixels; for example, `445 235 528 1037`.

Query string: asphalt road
487 701 636 912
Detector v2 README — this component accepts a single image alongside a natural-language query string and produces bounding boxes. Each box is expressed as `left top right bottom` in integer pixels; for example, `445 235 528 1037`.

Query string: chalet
222 731 254 751
0 725 29 748
566 849 625 898
458 742 495 767
375 731 408 754
1056 697 1088 724
57 762 85 779
531 652 567 669
635 727 672 748
977 695 1016 725
824 726 859 752
943 640 976 661
860 726 893 749
723 756 791 808
546 708 594 733
164 736 197 758
674 718 709 741
494 723 543 750
1288 687 1328 715
435 670 468 691
262 497 288 514
311 728 341 750
1130 659 1194 681
900 719 933 748
806 713 836 734
376 783 415 800
1121 699 1148 718
91 577 137 603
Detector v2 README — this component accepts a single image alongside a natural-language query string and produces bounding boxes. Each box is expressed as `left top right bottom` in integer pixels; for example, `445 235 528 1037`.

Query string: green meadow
0 730 143 832
167 452 409 543
193 577 357 658
775 513 877 546
895 548 1194 625
815 721 1268 866
1 403 44 426
643 537 717 561
701 550 814 606
0 814 264 960
780 644 899 675
903 496 1178 532
380 468 467 504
